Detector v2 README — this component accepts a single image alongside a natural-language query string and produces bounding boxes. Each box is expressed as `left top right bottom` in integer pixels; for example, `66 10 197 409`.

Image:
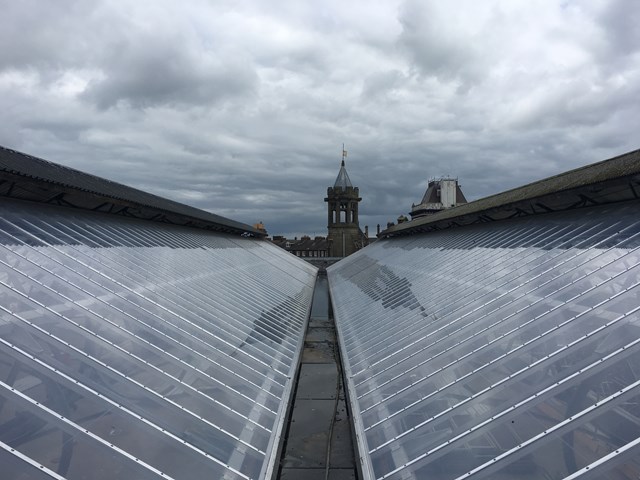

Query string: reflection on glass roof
328 201 640 479
0 200 316 479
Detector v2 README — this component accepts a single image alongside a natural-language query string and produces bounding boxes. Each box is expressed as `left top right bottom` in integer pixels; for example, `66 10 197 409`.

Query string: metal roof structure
0 146 263 237
0 147 317 479
328 148 640 479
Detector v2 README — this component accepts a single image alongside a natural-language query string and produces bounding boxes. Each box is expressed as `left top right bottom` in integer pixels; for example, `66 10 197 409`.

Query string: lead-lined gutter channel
277 274 357 479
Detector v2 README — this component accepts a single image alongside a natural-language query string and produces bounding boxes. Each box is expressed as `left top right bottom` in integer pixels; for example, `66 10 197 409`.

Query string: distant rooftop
411 176 468 219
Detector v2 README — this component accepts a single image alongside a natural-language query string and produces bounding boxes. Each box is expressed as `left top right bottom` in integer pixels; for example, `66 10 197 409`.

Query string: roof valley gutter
261 268 319 480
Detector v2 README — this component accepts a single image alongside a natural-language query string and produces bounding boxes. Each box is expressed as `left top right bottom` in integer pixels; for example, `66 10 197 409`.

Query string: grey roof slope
0 145 263 237
334 160 353 189
384 148 640 238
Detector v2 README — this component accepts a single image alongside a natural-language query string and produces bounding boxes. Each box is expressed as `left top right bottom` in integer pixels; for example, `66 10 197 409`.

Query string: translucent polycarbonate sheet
0 200 316 480
328 201 640 480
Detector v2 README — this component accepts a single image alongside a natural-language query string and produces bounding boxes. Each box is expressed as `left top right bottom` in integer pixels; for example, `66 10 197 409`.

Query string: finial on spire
333 145 353 189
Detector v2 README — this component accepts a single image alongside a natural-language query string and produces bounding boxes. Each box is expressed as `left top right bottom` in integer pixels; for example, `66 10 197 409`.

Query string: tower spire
334 148 353 189
325 146 362 257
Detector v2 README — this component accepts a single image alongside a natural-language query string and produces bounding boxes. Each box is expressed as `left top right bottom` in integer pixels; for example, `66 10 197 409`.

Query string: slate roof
333 160 353 189
272 236 329 252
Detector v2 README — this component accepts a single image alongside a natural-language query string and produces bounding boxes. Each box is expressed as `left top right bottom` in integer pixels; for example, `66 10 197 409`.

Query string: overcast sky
1 0 638 237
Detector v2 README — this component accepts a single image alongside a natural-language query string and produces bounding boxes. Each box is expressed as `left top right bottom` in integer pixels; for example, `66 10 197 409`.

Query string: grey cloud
396 0 484 87
82 39 257 109
0 1 258 109
0 1 95 69
510 78 639 131
597 0 640 57
262 44 330 78
25 118 87 142
360 70 404 102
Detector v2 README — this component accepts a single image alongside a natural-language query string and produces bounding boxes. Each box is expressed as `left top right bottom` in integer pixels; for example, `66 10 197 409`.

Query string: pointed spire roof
334 159 353 189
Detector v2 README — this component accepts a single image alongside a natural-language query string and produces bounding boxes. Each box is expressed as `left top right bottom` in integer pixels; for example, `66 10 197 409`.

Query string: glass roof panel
0 200 316 479
329 201 640 480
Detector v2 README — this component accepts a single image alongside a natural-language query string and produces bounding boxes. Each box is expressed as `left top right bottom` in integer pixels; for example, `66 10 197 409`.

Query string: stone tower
325 151 363 257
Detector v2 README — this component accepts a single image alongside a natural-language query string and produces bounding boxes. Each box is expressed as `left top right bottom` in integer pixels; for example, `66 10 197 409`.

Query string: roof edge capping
380 148 640 238
0 145 265 237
